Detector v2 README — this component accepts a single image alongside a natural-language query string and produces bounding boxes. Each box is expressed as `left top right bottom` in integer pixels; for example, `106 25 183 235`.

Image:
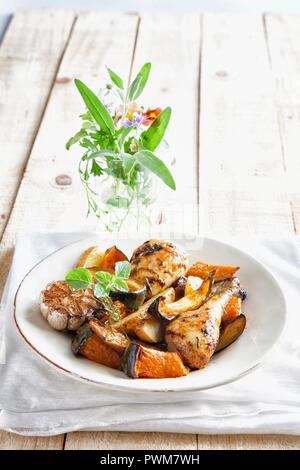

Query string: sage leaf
65 268 93 289
74 79 115 135
136 150 176 190
128 63 151 101
107 67 124 89
141 107 171 151
65 129 87 150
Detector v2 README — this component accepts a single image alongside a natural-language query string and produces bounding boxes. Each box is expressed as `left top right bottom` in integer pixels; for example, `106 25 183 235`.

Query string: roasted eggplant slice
187 261 239 281
72 323 122 370
109 279 147 310
135 316 164 343
89 319 129 354
172 276 187 300
122 342 189 378
184 276 202 296
215 314 246 353
148 275 213 322
113 287 175 335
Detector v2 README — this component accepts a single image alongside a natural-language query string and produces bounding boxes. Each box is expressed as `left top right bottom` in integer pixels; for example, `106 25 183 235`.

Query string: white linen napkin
0 233 299 436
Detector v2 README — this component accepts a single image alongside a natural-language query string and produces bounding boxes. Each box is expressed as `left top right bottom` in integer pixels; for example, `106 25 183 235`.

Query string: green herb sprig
66 63 175 229
65 261 131 322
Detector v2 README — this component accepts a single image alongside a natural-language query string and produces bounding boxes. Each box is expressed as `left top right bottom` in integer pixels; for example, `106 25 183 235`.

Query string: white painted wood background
0 8 299 450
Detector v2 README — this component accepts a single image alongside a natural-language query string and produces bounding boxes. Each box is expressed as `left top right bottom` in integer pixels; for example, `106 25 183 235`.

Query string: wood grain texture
264 13 300 232
0 430 64 450
198 14 294 236
0 8 75 240
0 10 139 298
197 434 300 450
129 12 201 233
65 431 197 450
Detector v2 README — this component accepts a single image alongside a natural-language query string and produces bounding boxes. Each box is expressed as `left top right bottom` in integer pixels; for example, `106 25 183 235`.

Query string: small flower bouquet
66 63 175 232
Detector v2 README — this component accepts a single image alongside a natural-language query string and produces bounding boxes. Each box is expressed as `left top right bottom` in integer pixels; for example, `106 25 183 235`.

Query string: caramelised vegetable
89 319 129 354
172 275 187 300
166 278 240 369
40 281 102 331
148 275 213 322
113 287 175 335
135 316 164 343
77 246 105 269
222 296 242 324
130 239 189 298
123 342 189 378
187 261 239 281
72 323 122 370
184 276 202 296
109 278 147 310
101 245 128 273
215 314 246 353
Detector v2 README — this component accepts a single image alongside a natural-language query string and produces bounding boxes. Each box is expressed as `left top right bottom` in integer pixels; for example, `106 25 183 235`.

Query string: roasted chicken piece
130 240 189 299
165 278 240 369
40 281 102 331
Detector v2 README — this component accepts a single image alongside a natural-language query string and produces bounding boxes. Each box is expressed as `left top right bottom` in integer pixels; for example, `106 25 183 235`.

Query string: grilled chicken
40 281 102 331
165 278 240 369
130 240 189 299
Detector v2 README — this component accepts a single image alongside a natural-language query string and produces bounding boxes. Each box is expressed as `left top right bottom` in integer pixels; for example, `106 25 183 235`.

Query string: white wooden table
0 8 299 450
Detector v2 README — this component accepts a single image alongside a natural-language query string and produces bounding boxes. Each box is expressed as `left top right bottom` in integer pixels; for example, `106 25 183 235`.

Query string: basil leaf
94 283 109 298
74 79 115 135
95 271 113 285
107 67 124 89
113 278 129 292
115 260 131 278
65 129 87 150
128 63 151 101
141 107 171 151
65 268 93 289
135 150 176 190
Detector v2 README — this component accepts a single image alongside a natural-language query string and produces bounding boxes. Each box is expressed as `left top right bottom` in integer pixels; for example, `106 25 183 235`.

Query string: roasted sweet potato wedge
72 323 122 370
135 316 164 343
101 245 128 273
215 314 246 353
123 342 189 378
89 319 129 354
148 274 213 322
113 287 175 335
222 296 242 324
187 261 239 281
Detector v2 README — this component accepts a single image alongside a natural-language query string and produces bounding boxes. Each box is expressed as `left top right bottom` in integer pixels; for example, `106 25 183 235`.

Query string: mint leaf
135 150 176 190
128 63 151 101
115 260 131 278
113 278 129 292
95 271 113 285
74 79 115 135
94 283 109 298
107 67 124 89
65 268 92 289
141 107 171 151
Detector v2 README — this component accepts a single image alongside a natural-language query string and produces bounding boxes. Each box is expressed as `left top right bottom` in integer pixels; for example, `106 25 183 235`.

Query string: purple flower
122 112 146 128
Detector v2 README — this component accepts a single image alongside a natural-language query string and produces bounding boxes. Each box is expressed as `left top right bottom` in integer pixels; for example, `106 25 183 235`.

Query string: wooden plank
197 434 300 450
198 14 294 236
0 10 139 299
65 431 197 450
0 430 64 450
0 8 75 240
264 13 300 232
129 12 202 233
65 12 203 450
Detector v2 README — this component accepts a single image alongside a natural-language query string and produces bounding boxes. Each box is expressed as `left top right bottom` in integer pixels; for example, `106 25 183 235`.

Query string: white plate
14 234 286 393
